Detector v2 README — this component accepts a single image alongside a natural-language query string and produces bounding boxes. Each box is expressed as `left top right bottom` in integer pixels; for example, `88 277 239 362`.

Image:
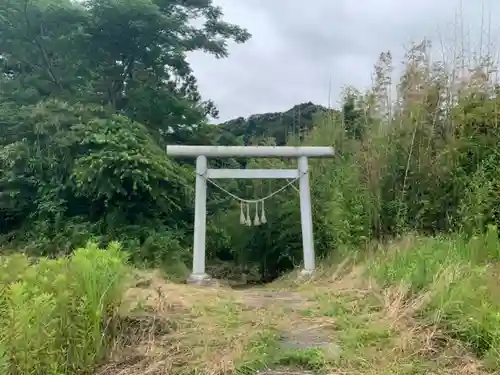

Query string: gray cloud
188 0 500 122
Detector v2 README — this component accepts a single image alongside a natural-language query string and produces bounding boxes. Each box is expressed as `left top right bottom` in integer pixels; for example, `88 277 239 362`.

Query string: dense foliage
0 0 249 268
209 43 500 280
1 1 500 283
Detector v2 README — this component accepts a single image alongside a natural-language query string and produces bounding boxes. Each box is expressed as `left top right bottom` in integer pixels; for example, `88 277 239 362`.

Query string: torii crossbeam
166 145 335 284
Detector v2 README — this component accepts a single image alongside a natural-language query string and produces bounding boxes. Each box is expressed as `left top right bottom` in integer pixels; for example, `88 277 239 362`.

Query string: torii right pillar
298 156 315 276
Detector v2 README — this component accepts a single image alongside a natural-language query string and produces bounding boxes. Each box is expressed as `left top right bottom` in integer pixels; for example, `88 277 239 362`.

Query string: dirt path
98 274 341 375
236 288 341 374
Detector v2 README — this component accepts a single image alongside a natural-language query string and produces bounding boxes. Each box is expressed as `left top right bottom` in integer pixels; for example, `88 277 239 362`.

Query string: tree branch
108 57 135 108
22 0 64 91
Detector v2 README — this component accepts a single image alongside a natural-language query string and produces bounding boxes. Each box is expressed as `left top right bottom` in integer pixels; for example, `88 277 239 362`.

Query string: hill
215 102 331 146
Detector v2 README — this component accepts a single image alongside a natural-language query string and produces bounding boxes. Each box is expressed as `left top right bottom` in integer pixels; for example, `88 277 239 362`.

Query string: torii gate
166 145 335 284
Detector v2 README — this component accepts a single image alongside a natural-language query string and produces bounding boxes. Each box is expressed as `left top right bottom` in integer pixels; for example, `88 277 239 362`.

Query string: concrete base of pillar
298 268 315 280
186 273 213 286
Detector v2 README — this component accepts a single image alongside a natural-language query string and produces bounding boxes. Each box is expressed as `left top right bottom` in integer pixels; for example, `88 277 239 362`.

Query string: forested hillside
217 102 327 146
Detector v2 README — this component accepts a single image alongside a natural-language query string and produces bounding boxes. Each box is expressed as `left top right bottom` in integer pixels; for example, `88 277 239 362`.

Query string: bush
0 241 129 375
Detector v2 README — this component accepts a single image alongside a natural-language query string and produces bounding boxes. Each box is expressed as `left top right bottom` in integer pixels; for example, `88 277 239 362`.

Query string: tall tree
0 0 251 141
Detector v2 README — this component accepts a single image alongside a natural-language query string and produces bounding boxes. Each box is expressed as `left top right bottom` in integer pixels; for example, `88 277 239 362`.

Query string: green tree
0 0 250 141
0 0 251 261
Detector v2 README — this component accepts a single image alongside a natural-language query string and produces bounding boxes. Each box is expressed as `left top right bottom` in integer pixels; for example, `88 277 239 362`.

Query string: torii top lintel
165 145 335 158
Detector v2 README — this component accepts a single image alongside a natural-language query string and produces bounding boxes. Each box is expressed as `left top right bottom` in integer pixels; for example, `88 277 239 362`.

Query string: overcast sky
187 0 500 122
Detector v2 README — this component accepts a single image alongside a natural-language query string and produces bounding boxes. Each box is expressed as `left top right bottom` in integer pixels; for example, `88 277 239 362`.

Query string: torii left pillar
191 155 209 282
165 145 335 285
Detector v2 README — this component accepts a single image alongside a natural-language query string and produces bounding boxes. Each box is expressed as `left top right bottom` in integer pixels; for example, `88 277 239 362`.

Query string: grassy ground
98 231 500 375
1 231 499 375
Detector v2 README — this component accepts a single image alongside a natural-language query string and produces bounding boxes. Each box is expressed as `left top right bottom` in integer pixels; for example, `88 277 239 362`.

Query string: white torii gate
166 145 335 284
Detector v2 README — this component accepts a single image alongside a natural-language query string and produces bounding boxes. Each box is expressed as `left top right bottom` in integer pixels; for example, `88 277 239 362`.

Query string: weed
277 348 326 371
0 241 128 375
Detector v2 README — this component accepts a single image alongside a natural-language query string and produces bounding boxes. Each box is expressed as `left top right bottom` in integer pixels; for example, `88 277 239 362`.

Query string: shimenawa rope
196 169 303 226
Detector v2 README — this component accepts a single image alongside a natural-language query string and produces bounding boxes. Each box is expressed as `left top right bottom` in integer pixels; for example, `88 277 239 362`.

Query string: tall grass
0 241 129 375
366 227 500 368
368 226 500 292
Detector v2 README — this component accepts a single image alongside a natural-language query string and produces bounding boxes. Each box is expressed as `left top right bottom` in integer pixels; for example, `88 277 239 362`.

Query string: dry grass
96 252 498 375
279 262 493 375
96 270 275 375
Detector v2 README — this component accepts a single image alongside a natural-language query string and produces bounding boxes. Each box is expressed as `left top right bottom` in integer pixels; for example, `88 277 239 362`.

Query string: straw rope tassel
253 201 261 226
204 173 300 228
240 201 246 225
260 199 267 224
245 203 252 226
